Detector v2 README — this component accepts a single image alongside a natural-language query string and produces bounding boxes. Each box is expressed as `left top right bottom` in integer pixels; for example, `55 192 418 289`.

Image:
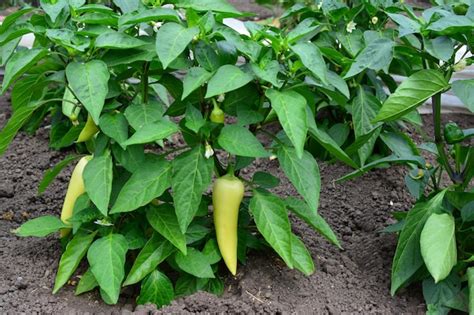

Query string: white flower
217 94 225 103
152 22 163 32
371 16 378 24
453 59 467 72
346 21 357 33
205 143 214 159
317 1 323 10
269 154 277 161
94 219 114 226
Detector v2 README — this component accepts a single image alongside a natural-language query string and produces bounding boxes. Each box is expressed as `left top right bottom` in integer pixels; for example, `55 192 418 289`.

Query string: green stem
213 154 226 177
142 62 150 104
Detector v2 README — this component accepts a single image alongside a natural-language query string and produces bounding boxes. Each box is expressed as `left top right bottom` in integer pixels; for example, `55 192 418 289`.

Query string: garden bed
2 95 472 313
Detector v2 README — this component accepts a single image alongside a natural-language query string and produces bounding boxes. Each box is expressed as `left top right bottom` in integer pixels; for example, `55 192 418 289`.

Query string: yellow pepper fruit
212 173 244 275
76 114 99 143
60 156 91 237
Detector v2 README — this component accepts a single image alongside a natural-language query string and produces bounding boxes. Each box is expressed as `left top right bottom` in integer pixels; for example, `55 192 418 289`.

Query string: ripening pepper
212 173 245 275
444 122 464 144
60 156 91 237
76 114 99 143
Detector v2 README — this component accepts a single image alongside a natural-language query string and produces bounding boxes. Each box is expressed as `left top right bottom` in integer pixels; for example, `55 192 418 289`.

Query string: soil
1 95 473 313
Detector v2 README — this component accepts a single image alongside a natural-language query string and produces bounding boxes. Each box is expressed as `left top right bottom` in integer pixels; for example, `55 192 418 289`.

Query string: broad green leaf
337 154 425 182
0 37 20 66
123 119 179 146
2 48 48 93
103 45 156 67
249 191 293 268
62 87 80 119
124 233 175 286
427 15 474 35
75 269 98 295
422 273 463 313
118 8 180 28
87 234 128 305
137 270 174 307
53 231 97 293
373 70 449 122
182 67 212 100
13 216 68 237
95 31 147 49
380 131 419 158
327 71 350 99
205 65 253 98
344 38 394 78
172 146 214 232
391 190 447 295
146 204 187 254
352 88 382 165
83 153 113 216
194 41 220 72
111 144 145 173
111 159 171 213
112 0 139 13
184 105 205 133
38 155 81 195
291 42 328 85
387 13 421 37
156 23 199 69
66 60 110 124
99 112 129 148
124 101 164 130
46 29 90 52
40 0 68 22
173 0 241 14
306 109 357 168
423 36 454 62
452 79 474 113
266 89 307 158
250 60 281 88
336 30 364 57
291 234 314 276
252 172 280 189
468 268 474 315
278 146 320 213
420 213 457 283
202 239 221 264
174 248 215 278
217 125 269 158
0 7 35 35
174 274 209 297
285 197 341 248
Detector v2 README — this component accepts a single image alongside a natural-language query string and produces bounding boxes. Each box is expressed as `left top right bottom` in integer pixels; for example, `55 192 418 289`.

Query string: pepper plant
0 0 347 307
336 1 474 313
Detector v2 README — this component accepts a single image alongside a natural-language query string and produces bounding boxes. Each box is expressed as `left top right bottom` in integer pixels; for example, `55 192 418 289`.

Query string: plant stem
431 93 459 184
142 62 150 104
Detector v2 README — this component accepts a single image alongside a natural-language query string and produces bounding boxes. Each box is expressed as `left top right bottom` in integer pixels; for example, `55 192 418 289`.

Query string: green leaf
182 67 213 100
373 70 449 122
420 213 457 283
291 42 328 85
2 48 48 93
291 234 314 276
423 36 454 62
174 248 215 278
112 0 139 13
1 37 20 66
387 13 421 37
202 239 221 264
146 204 187 254
99 112 129 148
124 101 164 130
95 31 147 49
352 88 382 165
13 216 68 237
250 60 281 88
38 155 81 195
87 234 128 304
111 159 171 214
452 79 474 113
285 197 341 248
83 153 113 216
172 146 214 233
173 0 241 14
205 65 254 98
123 119 179 146
249 191 293 268
427 14 474 35
118 8 180 28
0 7 35 35
217 125 269 158
53 231 97 293
124 233 175 286
66 60 110 124
252 172 280 189
111 144 145 173
391 190 447 295
137 270 174 307
344 38 394 78
306 109 357 168
337 154 425 182
184 105 206 133
468 268 474 315
277 146 320 213
265 89 307 158
41 0 68 22
156 23 199 69
75 269 98 295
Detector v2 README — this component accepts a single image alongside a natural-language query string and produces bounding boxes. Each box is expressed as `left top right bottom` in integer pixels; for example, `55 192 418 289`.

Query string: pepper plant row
0 0 473 312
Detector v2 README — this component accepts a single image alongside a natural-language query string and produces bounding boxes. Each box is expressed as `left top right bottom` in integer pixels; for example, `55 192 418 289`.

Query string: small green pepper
444 122 464 144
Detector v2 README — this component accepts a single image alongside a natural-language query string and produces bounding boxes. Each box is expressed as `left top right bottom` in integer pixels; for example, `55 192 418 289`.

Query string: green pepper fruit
453 3 468 15
444 122 464 144
210 104 225 124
